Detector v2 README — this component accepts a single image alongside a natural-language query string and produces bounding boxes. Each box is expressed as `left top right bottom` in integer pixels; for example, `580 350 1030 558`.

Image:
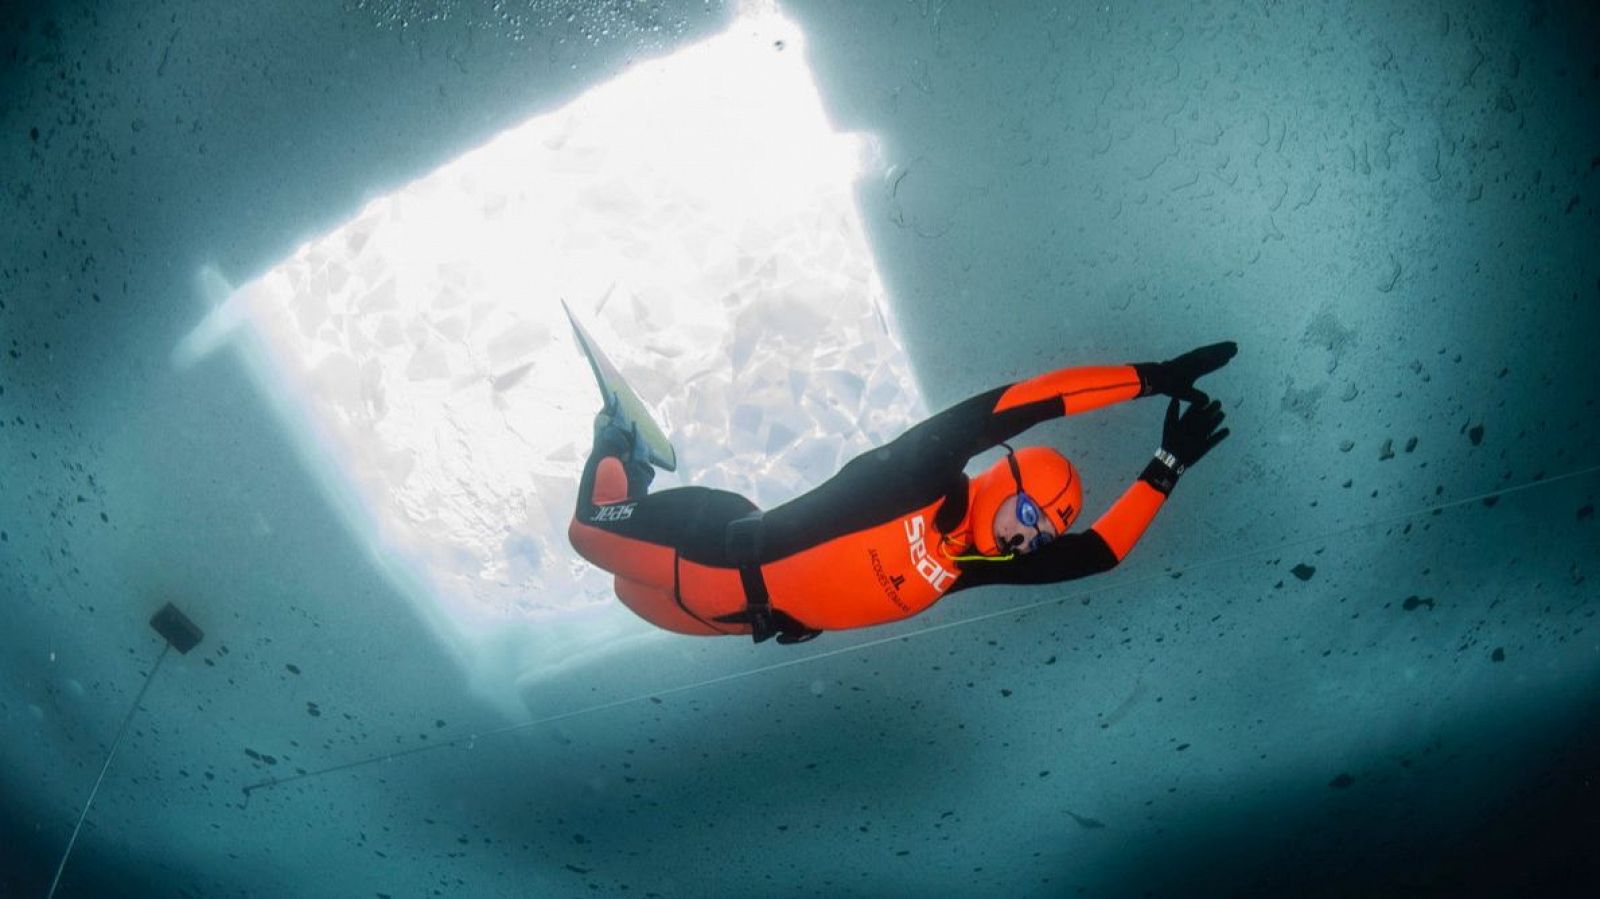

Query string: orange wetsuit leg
569 446 750 636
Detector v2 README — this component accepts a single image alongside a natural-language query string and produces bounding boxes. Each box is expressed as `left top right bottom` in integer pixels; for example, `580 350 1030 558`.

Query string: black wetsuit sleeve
945 531 1120 594
889 385 1066 467
759 384 1063 560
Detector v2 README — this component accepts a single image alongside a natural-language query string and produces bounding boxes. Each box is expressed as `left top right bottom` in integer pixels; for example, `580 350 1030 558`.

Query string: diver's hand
1161 397 1230 470
1137 341 1238 404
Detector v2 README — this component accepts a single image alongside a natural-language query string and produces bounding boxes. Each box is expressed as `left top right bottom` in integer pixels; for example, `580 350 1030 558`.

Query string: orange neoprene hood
966 445 1084 556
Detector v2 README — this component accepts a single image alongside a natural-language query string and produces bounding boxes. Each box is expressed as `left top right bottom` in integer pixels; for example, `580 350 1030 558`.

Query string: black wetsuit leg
573 427 757 567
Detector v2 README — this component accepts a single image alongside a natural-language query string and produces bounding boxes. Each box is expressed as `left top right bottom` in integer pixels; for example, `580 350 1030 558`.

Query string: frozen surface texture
200 8 917 676
1 0 1597 897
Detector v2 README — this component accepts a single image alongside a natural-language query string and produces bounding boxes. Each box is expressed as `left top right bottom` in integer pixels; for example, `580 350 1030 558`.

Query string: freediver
567 342 1237 644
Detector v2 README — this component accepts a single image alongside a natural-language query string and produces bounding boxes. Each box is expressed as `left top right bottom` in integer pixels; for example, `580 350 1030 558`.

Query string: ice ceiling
176 6 923 697
4 0 1597 895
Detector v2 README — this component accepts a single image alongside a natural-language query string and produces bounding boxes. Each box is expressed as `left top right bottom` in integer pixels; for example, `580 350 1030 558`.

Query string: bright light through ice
178 5 925 708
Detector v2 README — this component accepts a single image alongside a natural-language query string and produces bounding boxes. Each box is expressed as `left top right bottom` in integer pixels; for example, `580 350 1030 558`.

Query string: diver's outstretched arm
991 364 1145 418
887 364 1144 472
992 340 1238 419
947 396 1230 591
943 433 1175 592
1088 396 1231 562
886 344 1236 475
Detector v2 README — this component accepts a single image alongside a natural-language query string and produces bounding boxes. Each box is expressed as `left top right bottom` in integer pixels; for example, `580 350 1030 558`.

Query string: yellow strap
940 533 1014 563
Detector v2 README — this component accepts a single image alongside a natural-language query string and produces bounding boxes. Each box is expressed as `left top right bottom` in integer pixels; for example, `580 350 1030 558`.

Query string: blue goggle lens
1016 494 1041 527
1015 494 1055 552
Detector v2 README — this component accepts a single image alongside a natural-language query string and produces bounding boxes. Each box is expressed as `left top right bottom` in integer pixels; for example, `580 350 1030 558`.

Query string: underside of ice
218 11 922 671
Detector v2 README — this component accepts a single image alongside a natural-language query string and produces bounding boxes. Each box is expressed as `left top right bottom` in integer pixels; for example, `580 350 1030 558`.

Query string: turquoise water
3 1 1598 896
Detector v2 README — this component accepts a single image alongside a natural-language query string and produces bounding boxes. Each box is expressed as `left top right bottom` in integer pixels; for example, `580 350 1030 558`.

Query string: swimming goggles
1013 493 1055 553
997 442 1056 554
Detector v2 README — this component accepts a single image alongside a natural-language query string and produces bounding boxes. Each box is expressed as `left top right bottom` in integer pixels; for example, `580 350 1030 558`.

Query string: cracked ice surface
208 8 923 693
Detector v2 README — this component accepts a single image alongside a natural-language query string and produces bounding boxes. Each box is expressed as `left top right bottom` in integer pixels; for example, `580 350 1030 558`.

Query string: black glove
1135 341 1238 404
1164 396 1229 466
1141 398 1230 495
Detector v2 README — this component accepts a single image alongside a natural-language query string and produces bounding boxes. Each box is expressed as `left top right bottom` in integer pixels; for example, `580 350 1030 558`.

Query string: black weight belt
712 512 821 645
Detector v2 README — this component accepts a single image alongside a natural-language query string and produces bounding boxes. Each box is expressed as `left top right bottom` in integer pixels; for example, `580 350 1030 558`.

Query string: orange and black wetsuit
568 364 1176 643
